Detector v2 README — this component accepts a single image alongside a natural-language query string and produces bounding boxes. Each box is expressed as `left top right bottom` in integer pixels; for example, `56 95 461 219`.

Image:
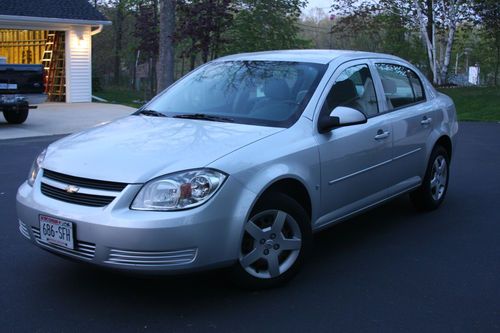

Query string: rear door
374 62 435 187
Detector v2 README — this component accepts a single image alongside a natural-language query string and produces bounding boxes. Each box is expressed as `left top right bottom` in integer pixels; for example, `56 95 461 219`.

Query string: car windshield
138 60 327 127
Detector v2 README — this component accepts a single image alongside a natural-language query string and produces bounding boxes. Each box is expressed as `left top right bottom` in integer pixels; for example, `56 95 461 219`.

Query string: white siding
65 26 92 103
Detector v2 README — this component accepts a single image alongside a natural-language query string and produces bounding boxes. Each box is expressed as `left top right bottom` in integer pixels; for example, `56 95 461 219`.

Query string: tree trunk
414 0 437 83
157 0 176 91
494 32 500 86
113 5 124 85
133 49 139 91
439 24 456 85
202 45 209 63
432 22 439 84
151 55 157 97
181 54 185 77
426 0 433 51
190 39 196 70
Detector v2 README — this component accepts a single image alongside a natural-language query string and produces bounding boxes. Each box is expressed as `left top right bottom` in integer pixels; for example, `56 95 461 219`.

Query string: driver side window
321 64 378 117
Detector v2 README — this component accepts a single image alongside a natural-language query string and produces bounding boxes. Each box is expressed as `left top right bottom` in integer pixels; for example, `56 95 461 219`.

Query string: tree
176 0 236 70
226 0 310 54
158 0 176 91
331 0 473 85
134 0 159 95
92 1 138 87
473 0 500 85
111 0 130 85
412 0 474 85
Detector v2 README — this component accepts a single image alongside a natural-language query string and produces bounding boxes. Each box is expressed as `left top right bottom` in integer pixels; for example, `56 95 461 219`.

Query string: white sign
468 66 480 85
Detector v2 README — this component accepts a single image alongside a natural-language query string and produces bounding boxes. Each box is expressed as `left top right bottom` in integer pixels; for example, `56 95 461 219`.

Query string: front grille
41 182 115 207
105 248 198 267
43 169 128 191
32 227 96 260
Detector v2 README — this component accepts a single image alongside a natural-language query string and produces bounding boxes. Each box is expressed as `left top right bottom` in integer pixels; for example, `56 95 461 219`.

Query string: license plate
0 83 17 89
39 215 74 249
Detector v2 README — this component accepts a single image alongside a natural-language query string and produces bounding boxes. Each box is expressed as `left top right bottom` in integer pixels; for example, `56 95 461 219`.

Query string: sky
304 0 332 11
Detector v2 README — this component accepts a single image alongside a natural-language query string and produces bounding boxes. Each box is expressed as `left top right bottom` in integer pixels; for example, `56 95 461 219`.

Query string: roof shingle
0 0 109 22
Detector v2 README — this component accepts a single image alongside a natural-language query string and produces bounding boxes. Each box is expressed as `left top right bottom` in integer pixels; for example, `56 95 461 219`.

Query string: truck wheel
3 107 29 124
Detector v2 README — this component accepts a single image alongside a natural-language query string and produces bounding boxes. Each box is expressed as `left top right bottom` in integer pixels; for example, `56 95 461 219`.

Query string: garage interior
0 29 66 102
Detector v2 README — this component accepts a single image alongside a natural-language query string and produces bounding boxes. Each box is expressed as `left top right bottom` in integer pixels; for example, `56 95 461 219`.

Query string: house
0 0 111 103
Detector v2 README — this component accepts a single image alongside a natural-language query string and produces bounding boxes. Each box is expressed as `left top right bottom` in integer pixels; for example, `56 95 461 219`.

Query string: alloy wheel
239 209 302 279
430 155 448 201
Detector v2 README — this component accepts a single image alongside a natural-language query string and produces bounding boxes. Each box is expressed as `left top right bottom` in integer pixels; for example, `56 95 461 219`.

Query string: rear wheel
3 105 29 124
231 192 311 289
410 145 450 211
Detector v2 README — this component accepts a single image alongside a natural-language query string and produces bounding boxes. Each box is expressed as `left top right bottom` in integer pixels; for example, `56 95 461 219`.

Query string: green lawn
92 87 145 108
94 85 499 121
438 87 500 122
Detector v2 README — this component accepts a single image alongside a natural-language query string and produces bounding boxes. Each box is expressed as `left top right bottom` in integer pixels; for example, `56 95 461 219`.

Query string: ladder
41 31 65 102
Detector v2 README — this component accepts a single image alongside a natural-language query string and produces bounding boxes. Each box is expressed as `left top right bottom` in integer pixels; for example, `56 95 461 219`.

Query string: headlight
27 149 46 186
131 169 227 211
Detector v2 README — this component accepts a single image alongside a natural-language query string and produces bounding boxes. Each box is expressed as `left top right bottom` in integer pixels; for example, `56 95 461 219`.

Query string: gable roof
0 0 109 24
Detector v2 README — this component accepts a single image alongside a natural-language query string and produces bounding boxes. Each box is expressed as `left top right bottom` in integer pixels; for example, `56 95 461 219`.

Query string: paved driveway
0 102 135 140
0 122 499 332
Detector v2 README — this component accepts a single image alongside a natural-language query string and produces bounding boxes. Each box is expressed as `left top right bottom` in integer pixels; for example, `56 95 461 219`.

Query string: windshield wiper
136 109 168 117
173 113 234 123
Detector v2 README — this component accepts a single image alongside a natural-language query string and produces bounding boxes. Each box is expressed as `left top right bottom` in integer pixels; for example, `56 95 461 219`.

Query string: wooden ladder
42 31 65 102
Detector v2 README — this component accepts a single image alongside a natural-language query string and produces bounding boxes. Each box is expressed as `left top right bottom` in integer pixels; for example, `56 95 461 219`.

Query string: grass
92 86 146 109
94 85 499 122
438 87 500 122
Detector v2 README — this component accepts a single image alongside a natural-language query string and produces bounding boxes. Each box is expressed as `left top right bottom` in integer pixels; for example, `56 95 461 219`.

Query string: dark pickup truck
0 64 46 124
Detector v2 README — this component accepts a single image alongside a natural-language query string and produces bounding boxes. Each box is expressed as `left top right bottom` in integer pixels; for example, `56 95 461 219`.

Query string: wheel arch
434 135 453 160
250 177 313 223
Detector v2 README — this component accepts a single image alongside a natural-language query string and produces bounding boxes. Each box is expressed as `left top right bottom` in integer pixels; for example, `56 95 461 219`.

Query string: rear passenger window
408 70 425 102
375 64 426 110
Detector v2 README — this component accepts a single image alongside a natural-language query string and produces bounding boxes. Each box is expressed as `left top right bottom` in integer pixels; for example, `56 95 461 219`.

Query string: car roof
215 49 405 64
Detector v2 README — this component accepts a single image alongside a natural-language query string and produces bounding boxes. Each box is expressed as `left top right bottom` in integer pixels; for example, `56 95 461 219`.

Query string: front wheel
410 145 450 211
231 192 312 289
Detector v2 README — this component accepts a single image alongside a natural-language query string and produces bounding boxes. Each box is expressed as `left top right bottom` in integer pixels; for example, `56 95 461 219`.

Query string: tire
230 192 312 289
3 105 29 124
410 145 450 211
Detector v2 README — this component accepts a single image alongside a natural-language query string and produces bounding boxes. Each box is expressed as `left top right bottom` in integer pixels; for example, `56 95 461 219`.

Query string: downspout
90 25 103 36
90 25 104 103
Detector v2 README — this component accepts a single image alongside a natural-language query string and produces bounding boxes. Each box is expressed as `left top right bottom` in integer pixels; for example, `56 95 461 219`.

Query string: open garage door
0 29 65 101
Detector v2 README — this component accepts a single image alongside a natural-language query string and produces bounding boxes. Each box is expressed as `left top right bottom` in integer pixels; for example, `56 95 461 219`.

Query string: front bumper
16 175 256 273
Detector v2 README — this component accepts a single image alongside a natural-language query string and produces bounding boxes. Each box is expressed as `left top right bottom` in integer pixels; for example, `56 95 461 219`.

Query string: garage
0 0 110 103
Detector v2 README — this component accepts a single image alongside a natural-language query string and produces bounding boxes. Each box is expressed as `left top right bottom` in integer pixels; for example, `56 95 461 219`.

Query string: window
375 64 426 110
144 61 327 128
321 64 378 117
408 70 425 102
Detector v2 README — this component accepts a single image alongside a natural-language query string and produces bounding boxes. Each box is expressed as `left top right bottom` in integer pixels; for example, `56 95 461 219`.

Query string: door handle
421 116 432 125
374 130 390 140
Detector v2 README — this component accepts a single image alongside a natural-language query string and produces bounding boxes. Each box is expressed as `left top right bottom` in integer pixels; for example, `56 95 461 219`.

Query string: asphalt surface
1 122 499 332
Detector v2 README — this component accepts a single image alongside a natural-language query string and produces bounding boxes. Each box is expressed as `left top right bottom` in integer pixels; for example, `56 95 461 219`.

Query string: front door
314 61 393 228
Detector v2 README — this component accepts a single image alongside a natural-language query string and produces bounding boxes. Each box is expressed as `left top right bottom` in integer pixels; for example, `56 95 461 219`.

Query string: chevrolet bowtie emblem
65 185 80 194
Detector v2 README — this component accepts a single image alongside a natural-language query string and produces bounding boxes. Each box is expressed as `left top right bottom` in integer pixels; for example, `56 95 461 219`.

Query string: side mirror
318 106 367 133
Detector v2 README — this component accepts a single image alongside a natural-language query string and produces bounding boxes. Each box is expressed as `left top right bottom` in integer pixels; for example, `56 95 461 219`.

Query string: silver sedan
17 50 458 288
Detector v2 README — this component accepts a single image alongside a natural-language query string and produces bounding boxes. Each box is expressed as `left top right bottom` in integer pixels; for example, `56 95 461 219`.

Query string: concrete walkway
0 102 135 140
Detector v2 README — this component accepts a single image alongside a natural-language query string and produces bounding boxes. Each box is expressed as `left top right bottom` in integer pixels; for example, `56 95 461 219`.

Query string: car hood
43 115 283 183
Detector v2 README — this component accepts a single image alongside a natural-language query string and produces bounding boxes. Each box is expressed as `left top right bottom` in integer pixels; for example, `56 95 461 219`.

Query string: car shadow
45 195 430 301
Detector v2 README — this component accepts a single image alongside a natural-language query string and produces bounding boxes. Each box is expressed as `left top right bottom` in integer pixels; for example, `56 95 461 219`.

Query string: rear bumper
1 93 46 106
16 175 255 273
